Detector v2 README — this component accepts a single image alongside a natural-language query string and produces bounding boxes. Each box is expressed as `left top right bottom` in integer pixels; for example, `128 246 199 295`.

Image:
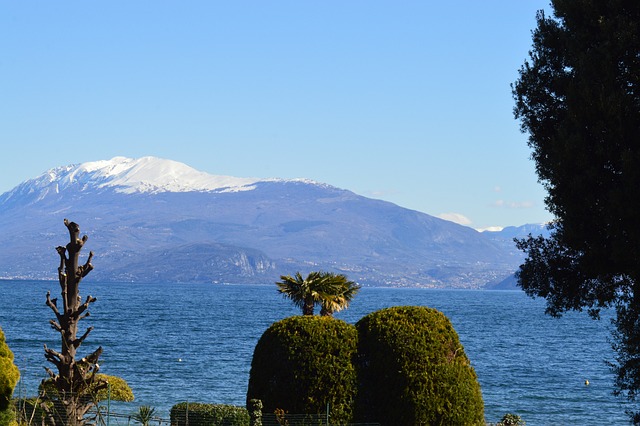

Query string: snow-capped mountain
0 157 530 288
1 156 294 203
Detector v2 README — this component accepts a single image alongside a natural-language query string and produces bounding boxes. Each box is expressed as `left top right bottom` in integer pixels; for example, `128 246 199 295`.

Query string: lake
0 280 633 425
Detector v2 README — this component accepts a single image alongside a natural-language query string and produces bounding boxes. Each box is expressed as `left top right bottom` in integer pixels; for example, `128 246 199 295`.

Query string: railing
15 403 380 426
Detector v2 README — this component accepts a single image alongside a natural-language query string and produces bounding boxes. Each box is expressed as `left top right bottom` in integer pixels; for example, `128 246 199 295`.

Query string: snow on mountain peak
68 156 265 194
14 156 278 197
0 156 331 206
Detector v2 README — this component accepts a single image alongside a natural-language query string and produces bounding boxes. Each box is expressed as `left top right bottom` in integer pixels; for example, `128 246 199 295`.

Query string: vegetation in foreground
249 289 485 425
246 316 358 424
0 326 20 426
355 306 484 425
513 1 640 421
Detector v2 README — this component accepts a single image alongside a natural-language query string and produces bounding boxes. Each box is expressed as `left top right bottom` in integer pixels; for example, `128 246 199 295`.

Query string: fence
14 400 380 426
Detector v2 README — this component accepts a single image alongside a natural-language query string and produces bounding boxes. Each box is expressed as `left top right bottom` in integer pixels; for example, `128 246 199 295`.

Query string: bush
247 399 262 426
170 402 249 426
246 316 357 424
39 373 134 402
354 306 484 426
0 327 19 426
496 413 526 425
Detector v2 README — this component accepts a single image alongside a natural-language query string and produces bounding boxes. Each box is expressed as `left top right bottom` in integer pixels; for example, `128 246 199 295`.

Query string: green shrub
354 306 484 426
132 405 157 426
247 399 262 426
246 316 357 424
170 402 249 426
40 373 134 403
0 409 13 426
0 327 19 426
496 413 526 425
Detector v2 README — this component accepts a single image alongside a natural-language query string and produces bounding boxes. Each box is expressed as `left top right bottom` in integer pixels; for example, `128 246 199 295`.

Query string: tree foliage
276 271 360 316
40 374 134 403
0 326 20 425
354 306 484 426
246 316 357 424
512 0 640 419
132 405 157 426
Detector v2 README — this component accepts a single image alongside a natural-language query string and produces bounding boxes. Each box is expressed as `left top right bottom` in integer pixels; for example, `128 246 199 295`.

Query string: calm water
0 281 633 425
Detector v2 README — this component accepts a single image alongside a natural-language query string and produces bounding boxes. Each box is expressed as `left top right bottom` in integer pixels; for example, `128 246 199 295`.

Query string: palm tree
276 271 322 315
318 273 360 317
132 405 156 426
276 271 360 316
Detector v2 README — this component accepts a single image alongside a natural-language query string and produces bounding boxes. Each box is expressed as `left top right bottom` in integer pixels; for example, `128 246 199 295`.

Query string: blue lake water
0 280 633 425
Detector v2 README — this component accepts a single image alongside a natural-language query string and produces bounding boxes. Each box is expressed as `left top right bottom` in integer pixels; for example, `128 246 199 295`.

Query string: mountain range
0 157 548 288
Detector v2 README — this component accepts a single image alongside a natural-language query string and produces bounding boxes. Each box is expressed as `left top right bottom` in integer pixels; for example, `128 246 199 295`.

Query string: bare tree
41 219 104 426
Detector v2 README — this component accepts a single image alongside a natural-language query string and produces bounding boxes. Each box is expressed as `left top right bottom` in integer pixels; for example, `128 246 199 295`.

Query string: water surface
0 281 631 424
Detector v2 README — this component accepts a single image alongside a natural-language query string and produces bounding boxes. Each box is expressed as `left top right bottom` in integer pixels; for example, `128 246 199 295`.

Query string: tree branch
44 344 62 367
55 245 70 315
49 319 62 333
84 346 103 365
76 295 97 318
44 367 56 380
79 251 94 278
45 291 62 319
73 327 94 349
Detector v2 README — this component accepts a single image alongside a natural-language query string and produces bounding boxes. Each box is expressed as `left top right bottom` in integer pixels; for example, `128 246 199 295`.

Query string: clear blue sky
1 1 553 230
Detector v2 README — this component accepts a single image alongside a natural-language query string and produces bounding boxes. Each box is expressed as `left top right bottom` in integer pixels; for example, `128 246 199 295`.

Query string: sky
1 1 554 231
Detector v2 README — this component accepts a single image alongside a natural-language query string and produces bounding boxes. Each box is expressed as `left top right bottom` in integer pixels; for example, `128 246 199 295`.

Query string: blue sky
1 1 553 230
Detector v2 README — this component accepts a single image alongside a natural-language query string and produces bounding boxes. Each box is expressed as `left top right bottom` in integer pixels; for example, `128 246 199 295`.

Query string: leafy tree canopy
513 0 640 420
276 271 360 316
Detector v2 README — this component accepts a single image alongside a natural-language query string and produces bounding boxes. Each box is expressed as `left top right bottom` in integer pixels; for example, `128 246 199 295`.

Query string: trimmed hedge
0 326 19 426
246 316 357 424
354 306 484 426
170 402 249 426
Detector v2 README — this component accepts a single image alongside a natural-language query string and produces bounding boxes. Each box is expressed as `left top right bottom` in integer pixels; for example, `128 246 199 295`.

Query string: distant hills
0 157 548 288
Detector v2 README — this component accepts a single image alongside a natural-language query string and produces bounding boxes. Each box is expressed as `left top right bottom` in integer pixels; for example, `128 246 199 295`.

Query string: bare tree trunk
42 219 104 426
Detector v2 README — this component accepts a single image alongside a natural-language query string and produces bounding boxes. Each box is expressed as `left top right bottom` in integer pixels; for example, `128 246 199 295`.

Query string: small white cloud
437 212 472 226
493 186 502 192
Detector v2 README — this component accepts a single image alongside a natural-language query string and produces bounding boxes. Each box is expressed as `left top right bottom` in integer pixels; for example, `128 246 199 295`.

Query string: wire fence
14 399 381 426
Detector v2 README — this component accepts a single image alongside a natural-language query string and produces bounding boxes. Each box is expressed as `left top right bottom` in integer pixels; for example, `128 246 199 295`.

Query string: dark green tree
246 316 358 424
276 271 360 316
512 1 640 420
354 306 484 425
0 326 20 426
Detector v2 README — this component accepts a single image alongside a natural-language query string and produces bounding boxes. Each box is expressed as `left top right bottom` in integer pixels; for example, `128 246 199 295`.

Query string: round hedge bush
354 306 484 426
0 326 19 417
246 316 357 424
